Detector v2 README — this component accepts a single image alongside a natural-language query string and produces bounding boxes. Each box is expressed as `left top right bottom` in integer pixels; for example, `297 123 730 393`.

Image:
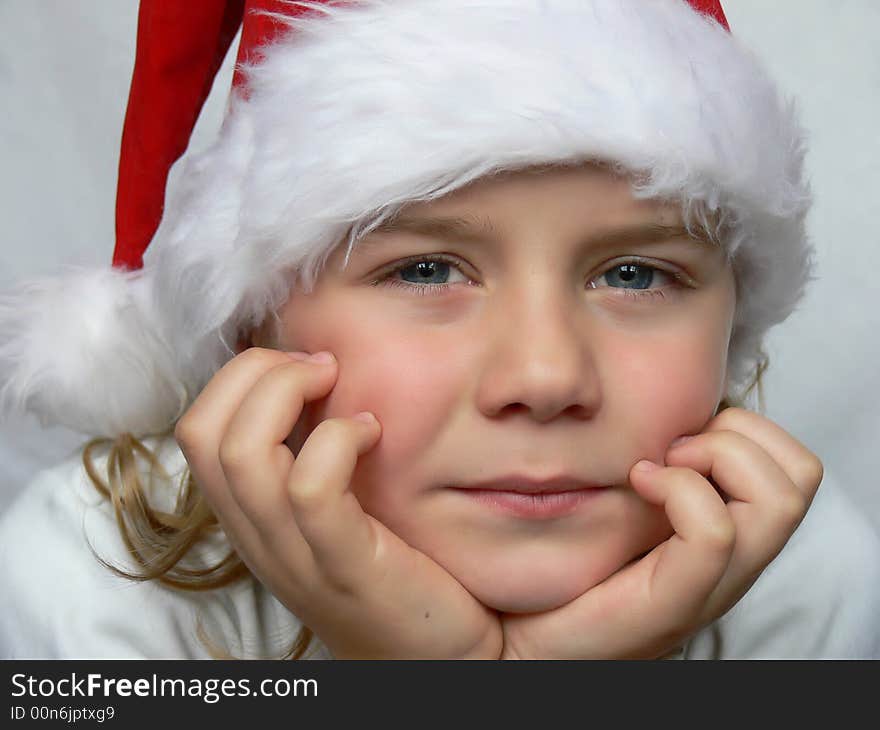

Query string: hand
500 407 823 659
175 347 502 659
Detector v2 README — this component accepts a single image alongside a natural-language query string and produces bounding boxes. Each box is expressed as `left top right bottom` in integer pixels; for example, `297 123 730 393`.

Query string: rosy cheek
299 318 462 468
607 329 725 460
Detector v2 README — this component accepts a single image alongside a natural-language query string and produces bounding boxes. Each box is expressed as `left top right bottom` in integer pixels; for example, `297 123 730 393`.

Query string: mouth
449 475 611 519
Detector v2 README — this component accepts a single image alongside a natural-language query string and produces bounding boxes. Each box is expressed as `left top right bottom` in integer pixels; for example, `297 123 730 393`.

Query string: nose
475 284 600 423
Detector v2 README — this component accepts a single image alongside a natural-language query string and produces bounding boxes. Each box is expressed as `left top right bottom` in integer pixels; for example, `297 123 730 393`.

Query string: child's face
262 163 736 613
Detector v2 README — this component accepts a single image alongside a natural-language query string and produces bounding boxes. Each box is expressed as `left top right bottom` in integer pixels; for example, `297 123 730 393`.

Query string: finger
176 348 333 564
176 348 312 504
220 355 338 534
701 408 823 502
664 430 808 559
179 348 317 444
629 463 735 619
286 412 382 586
663 427 814 622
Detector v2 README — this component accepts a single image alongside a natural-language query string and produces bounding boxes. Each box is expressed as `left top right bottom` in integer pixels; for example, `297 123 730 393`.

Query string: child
1 0 878 659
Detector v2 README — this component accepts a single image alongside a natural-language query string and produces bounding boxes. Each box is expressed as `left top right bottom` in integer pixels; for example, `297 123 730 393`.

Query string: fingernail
307 351 335 364
353 411 376 423
670 435 695 448
285 351 311 361
634 460 660 472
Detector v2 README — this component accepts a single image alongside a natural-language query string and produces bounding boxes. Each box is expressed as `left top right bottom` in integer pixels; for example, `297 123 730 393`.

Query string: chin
448 548 627 615
471 580 592 614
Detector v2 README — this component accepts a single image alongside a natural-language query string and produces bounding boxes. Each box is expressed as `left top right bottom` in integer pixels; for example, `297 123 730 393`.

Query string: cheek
330 330 475 527
606 318 729 457
298 317 467 471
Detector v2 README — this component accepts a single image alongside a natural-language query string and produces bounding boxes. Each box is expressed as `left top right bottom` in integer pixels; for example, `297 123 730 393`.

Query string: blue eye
399 260 454 285
374 256 684 302
590 260 681 302
602 263 656 289
375 255 470 296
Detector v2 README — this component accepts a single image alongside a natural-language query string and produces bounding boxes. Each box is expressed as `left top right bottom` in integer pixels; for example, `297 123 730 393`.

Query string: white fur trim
1 0 814 437
0 267 187 436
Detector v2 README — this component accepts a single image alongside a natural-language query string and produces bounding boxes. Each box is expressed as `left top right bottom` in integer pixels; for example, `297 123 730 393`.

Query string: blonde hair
81 435 316 659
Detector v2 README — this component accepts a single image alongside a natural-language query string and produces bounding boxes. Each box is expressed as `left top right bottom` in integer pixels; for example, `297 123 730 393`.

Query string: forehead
396 163 678 225
346 163 709 259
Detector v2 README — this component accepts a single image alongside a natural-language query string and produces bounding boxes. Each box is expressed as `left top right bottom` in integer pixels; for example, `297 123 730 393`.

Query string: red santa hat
0 0 812 438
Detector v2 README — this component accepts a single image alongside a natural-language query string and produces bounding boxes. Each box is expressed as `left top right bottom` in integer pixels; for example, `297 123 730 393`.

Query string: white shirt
2 438 878 659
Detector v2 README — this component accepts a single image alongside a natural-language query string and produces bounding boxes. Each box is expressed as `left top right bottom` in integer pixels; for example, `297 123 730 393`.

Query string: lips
454 474 608 494
449 474 610 519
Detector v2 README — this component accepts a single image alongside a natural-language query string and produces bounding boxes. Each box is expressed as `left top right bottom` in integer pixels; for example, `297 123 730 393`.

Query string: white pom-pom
0 266 187 437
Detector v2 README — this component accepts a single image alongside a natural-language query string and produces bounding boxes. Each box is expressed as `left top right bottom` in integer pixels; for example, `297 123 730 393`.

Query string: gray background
1 1 878 538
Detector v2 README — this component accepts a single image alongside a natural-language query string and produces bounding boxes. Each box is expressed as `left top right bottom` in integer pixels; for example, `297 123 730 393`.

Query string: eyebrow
364 214 710 251
369 214 498 243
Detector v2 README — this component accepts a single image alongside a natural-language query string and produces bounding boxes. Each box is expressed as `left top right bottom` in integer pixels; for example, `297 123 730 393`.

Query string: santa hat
0 0 813 438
